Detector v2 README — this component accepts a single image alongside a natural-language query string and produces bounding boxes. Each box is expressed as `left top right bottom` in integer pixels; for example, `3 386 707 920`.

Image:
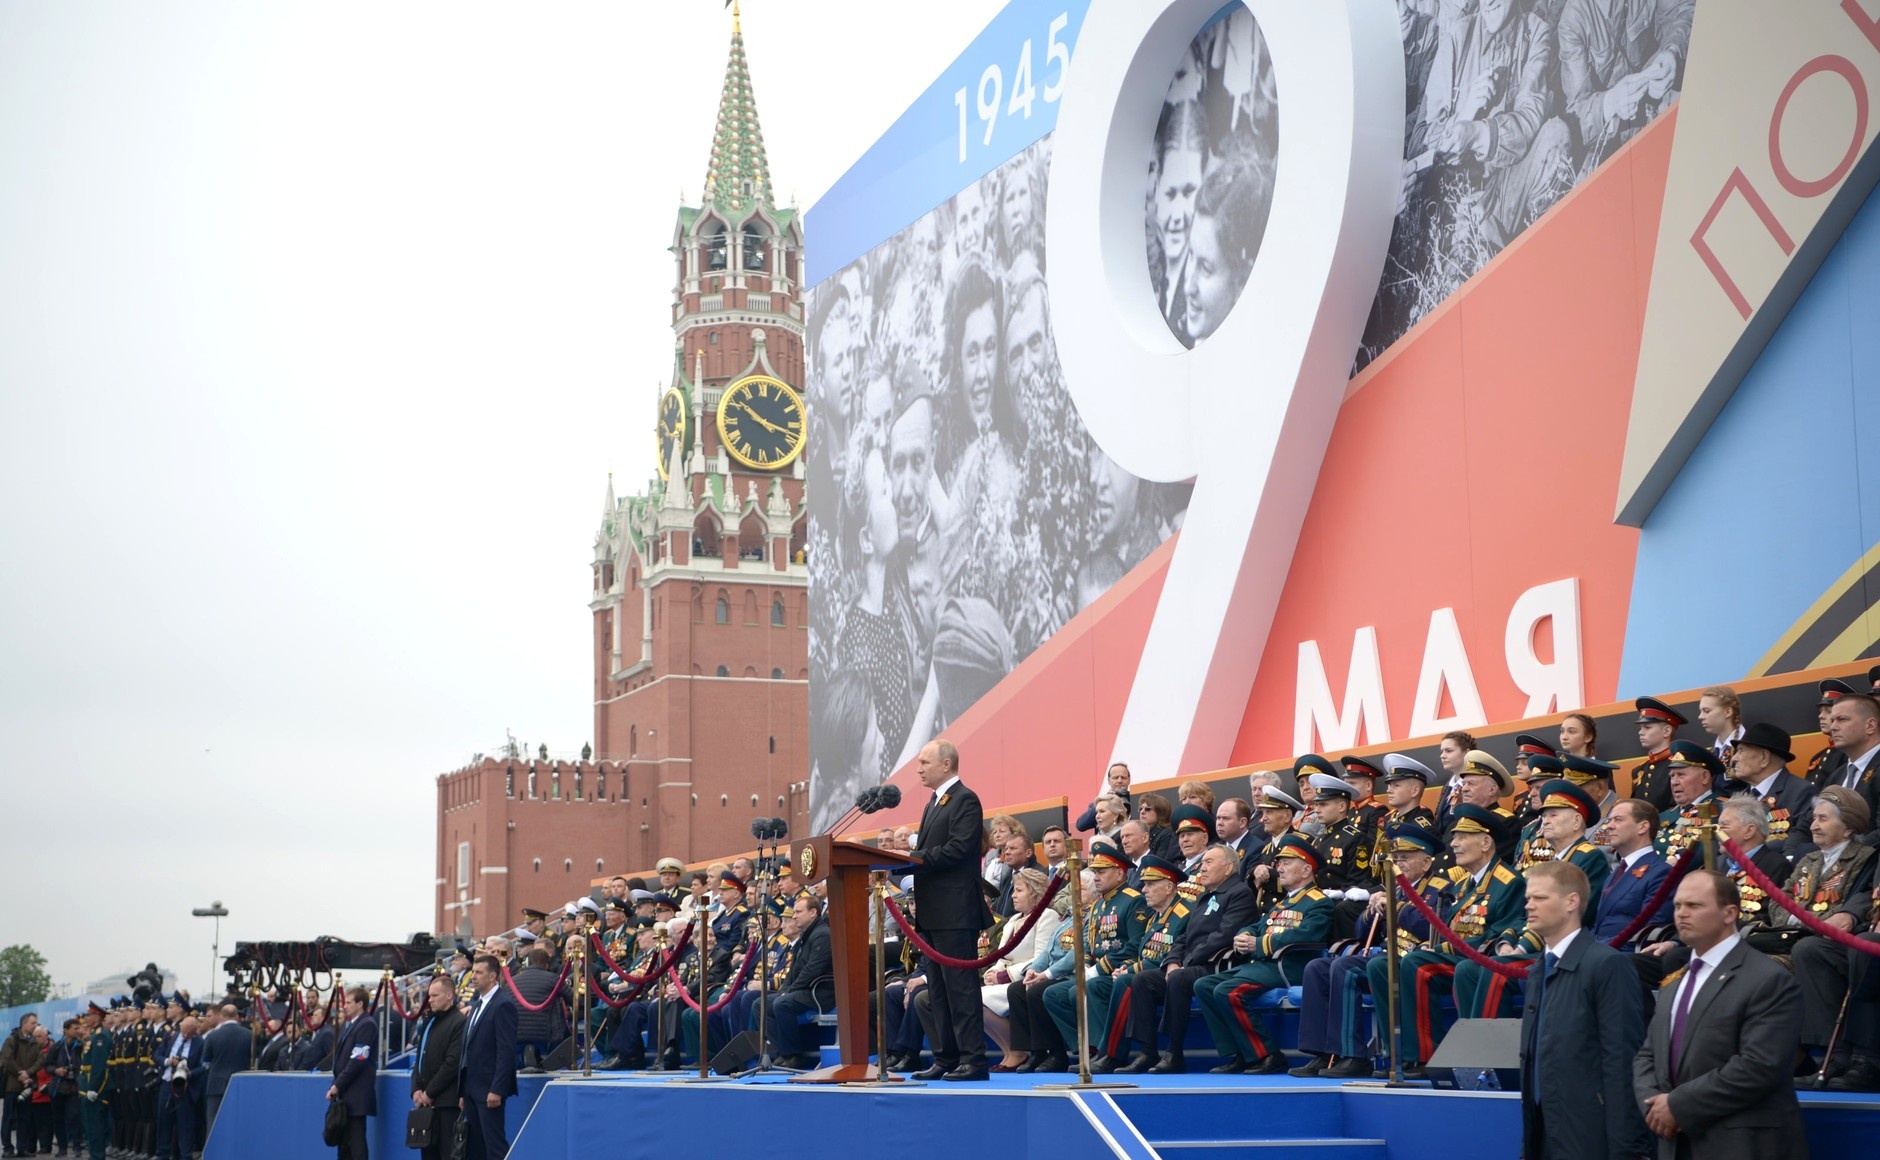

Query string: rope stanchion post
378 969 391 1073
672 906 731 1084
844 870 908 1088
1698 801 1719 872
1035 840 1134 1092
1381 848 1405 1085
575 938 591 1078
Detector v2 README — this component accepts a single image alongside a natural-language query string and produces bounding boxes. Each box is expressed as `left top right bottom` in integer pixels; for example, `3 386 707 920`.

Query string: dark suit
1520 933 1652 1159
295 1023 334 1072
198 1020 250 1135
1632 939 1808 1160
458 989 517 1160
1128 875 1258 1055
908 777 994 1071
411 1007 464 1160
256 1031 289 1072
154 1033 205 1160
1755 771 1818 855
330 1014 376 1160
765 913 834 1057
1594 850 1674 948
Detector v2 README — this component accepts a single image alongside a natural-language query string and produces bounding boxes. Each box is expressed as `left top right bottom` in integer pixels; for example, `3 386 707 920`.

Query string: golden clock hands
734 401 791 437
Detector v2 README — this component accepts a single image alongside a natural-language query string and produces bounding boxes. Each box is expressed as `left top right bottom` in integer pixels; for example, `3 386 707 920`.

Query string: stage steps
1106 1088 1385 1160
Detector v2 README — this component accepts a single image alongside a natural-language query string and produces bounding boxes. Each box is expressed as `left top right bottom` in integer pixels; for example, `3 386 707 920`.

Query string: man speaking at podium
905 739 995 1080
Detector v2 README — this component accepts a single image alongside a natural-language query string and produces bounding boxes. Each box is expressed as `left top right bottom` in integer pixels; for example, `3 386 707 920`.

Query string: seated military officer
1195 834 1335 1074
1041 846 1148 1063
1088 854 1190 1073
1366 804 1525 1079
1292 824 1444 1078
1655 742 1725 858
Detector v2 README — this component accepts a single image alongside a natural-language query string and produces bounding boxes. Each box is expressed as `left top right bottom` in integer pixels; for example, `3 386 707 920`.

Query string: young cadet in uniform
1376 754 1439 849
1808 679 1856 788
1305 773 1378 895
1654 741 1725 857
1293 824 1446 1079
1337 755 1389 849
1195 834 1334 1073
1041 845 1147 1062
1089 853 1190 1073
1367 804 1526 1079
1631 695 1686 811
1455 779 1611 1020
78 1003 110 1160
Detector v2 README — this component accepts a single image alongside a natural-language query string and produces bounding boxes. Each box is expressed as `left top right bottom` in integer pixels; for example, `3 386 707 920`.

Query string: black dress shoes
1011 1056 1040 1073
1323 1056 1373 1079
1034 1052 1070 1073
1248 1053 1288 1075
1090 1054 1123 1074
1209 1058 1248 1074
942 1064 990 1081
1828 1056 1880 1091
912 1063 952 1080
1288 1054 1330 1078
1120 1053 1161 1074
1148 1054 1187 1075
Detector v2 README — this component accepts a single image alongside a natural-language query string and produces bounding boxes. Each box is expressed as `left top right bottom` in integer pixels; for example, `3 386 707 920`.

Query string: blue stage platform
208 1065 1880 1160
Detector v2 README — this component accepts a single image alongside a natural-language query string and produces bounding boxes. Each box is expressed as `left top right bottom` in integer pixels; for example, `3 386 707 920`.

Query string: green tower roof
702 9 774 218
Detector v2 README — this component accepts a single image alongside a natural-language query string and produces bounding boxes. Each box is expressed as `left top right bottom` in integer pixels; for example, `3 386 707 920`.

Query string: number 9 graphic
1046 0 1403 774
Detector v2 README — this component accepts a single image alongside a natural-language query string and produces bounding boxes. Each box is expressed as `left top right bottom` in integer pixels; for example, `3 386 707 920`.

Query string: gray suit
1631 939 1807 1160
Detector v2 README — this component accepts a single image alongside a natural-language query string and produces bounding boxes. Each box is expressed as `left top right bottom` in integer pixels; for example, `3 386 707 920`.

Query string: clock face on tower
715 374 806 471
656 388 689 479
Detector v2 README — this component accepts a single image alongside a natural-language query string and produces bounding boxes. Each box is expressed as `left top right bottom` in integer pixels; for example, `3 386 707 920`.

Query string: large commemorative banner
806 0 1880 830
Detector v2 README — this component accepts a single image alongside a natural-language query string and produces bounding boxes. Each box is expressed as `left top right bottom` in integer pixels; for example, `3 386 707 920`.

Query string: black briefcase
451 1114 468 1160
405 1106 436 1148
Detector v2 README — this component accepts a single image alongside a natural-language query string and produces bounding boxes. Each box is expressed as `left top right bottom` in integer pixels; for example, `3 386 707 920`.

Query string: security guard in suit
1041 845 1148 1058
1456 779 1611 1019
1196 834 1335 1074
1367 804 1526 1078
1631 695 1686 811
1089 853 1190 1072
1293 824 1446 1079
1654 741 1724 857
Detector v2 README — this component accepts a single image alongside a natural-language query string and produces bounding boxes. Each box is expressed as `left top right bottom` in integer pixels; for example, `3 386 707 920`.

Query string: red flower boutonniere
939 793 951 806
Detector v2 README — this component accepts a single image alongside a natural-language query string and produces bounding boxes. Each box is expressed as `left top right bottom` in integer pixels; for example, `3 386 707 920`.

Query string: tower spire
702 6 773 216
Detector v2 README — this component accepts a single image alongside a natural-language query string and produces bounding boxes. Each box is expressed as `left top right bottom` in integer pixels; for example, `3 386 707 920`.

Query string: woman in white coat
979 867 1069 1063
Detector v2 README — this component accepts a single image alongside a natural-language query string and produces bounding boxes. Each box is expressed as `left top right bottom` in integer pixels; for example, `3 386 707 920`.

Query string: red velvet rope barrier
1720 837 1880 959
1394 873 1531 980
882 872 1067 970
1603 843 1701 949
499 958 573 1012
664 940 760 1014
384 977 423 1023
590 925 693 983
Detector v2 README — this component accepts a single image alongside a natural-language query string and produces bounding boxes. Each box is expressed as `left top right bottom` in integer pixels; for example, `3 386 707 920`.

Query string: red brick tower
434 13 808 941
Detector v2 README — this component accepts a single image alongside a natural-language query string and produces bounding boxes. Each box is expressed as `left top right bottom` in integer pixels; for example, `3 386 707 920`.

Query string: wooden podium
789 834 915 1083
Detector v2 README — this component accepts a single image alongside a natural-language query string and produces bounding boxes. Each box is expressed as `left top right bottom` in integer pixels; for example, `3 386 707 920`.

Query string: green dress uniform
80 1024 112 1160
1042 881 1149 1054
1195 879 1336 1066
1371 807 1436 869
1654 795 1714 857
1367 856 1526 1065
1454 838 1610 1019
1088 879 1190 1061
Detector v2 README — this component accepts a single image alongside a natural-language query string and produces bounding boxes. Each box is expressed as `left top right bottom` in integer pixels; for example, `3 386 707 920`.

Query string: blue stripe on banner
805 0 1092 285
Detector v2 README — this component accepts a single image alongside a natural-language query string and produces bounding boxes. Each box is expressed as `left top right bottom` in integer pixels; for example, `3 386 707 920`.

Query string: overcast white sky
0 0 1006 999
